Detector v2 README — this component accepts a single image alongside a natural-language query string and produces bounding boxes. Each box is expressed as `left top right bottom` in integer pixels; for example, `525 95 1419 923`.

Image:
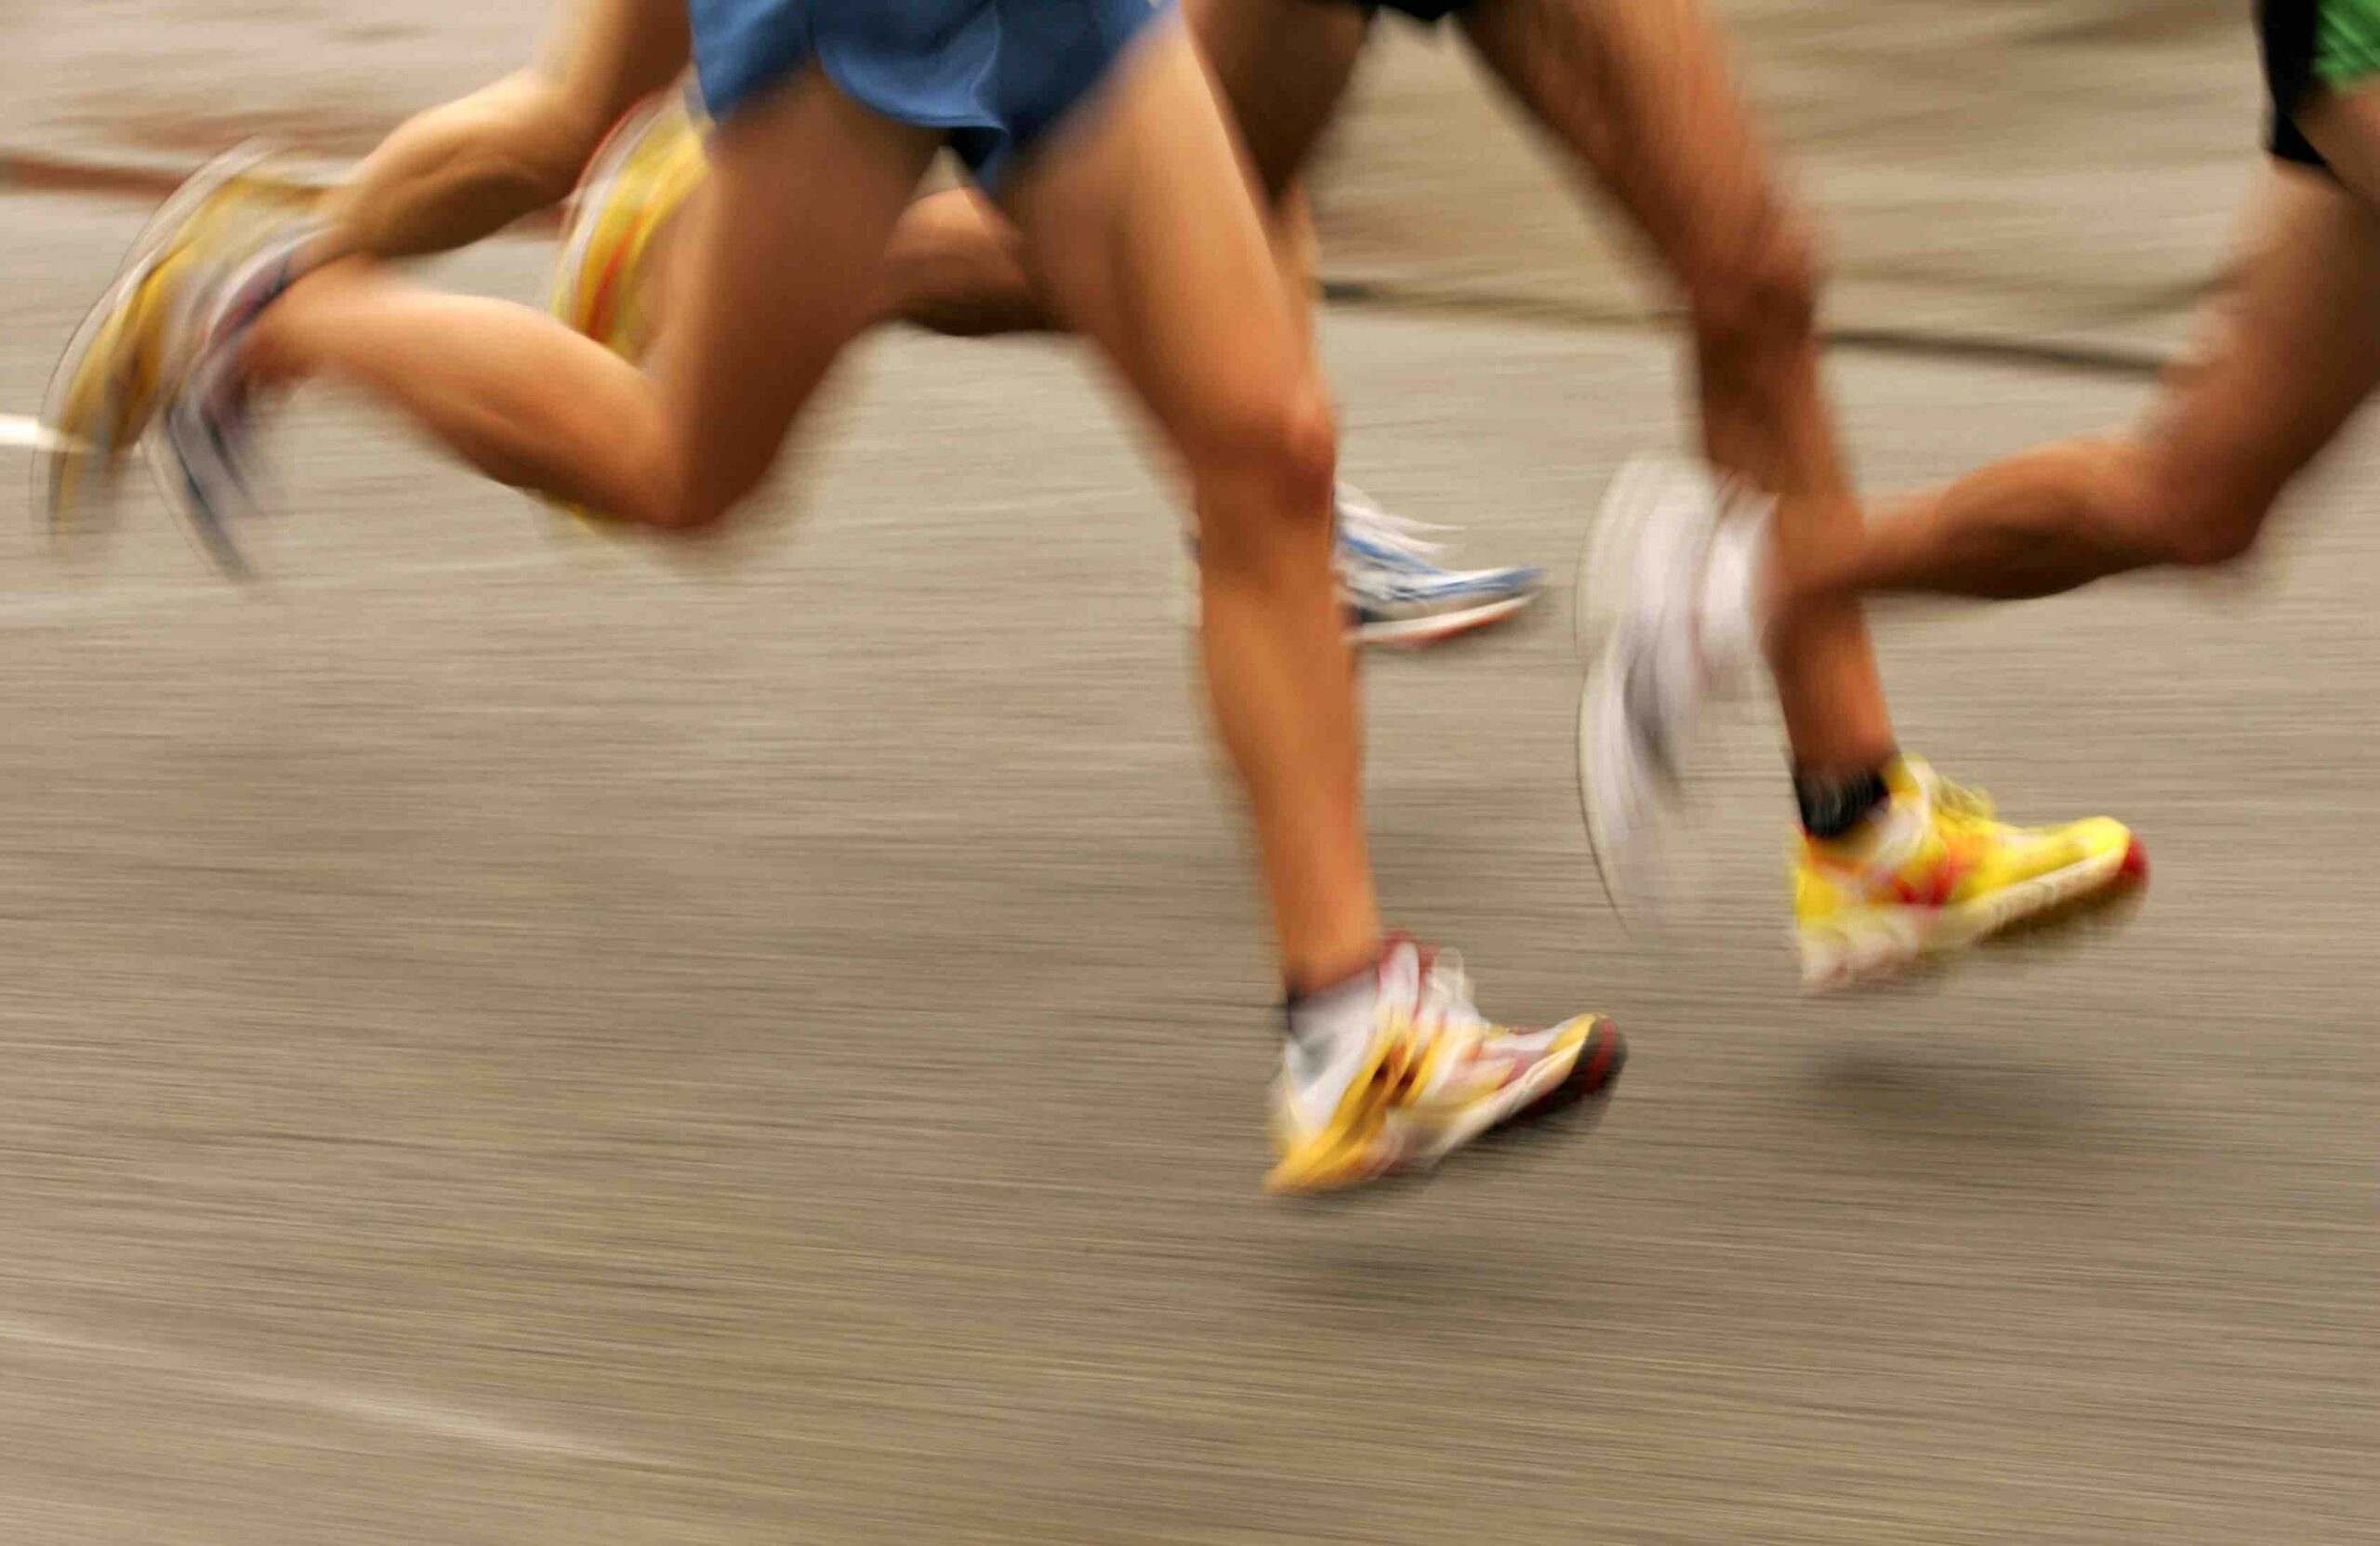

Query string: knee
2089 440 2270 571
1187 379 1340 548
2141 480 2271 570
596 429 743 535
881 194 1045 337
639 492 733 535
635 468 739 535
1266 386 1342 515
1683 201 1822 362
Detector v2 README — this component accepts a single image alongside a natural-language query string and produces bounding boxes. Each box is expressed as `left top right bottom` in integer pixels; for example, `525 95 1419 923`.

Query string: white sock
1283 957 1388 1122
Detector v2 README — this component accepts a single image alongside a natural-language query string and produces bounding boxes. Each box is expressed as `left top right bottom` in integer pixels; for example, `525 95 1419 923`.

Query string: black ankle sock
1794 763 1891 839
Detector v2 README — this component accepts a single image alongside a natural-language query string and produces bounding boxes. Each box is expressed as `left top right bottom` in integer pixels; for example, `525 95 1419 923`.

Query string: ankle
1282 956 1381 1061
1794 760 1894 840
1283 937 1384 1004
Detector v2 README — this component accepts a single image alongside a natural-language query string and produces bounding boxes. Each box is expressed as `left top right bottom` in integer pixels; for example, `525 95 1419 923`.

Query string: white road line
0 1313 672 1467
0 413 80 453
0 553 585 625
0 407 602 620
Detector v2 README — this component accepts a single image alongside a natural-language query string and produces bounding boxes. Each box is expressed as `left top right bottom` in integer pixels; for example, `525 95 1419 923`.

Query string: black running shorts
2263 0 2328 168
1353 0 1471 25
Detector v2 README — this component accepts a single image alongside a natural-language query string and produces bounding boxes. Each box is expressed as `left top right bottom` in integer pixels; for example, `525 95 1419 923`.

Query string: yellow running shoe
1265 937 1625 1196
546 89 708 525
1794 757 2147 989
39 144 311 537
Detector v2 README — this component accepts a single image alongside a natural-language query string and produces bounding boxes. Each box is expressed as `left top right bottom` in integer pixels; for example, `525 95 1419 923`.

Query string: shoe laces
1337 483 1455 562
1413 949 1495 1055
1922 767 2001 828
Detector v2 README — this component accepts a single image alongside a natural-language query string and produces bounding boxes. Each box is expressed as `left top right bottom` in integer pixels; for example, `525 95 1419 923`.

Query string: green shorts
2263 0 2380 169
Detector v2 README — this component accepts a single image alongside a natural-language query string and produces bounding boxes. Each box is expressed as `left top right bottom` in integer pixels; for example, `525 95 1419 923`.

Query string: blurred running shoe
151 214 320 578
1576 455 1765 926
1333 484 1541 646
1795 757 2145 989
1266 936 1624 1196
40 144 310 539
1181 483 1543 647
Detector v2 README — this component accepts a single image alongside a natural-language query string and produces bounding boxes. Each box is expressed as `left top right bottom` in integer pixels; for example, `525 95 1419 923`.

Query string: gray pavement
0 195 2373 1545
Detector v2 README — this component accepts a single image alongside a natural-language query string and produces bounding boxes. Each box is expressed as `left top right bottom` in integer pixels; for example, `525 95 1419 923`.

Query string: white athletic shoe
1333 484 1542 646
1182 483 1541 647
1576 455 1767 926
1266 936 1624 1196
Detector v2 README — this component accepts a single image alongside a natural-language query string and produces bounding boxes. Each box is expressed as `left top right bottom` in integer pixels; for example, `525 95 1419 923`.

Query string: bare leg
1775 165 2380 617
315 0 688 260
1007 21 1375 988
250 70 937 529
876 0 1364 342
1460 0 1894 771
1183 0 1365 346
872 188 1051 335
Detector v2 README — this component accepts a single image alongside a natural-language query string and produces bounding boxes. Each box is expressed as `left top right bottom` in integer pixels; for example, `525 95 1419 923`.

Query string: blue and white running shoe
1332 484 1541 647
1183 484 1542 648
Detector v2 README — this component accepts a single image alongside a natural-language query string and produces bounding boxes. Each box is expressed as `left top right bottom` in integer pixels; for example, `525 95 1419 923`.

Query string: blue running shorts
690 0 1173 192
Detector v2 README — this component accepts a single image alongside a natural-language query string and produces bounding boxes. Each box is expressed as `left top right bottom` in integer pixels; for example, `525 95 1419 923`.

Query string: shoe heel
1798 909 1924 991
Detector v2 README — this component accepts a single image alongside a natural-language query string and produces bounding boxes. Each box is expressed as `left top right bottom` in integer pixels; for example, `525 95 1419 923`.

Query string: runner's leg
316 0 688 260
876 0 1364 340
1460 0 1894 771
1772 165 2380 616
1004 20 1377 986
249 68 936 528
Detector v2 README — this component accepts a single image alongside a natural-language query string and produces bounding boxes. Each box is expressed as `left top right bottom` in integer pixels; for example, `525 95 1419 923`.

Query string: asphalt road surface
0 194 2370 1545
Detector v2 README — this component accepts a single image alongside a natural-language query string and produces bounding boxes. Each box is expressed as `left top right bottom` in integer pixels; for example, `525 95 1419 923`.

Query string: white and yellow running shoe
39 144 311 538
1266 937 1625 1196
1795 757 2146 989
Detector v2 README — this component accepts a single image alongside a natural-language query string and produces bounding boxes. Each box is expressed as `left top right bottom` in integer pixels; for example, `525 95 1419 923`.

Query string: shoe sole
36 258 136 538
1351 591 1537 648
1276 1022 1628 1200
1428 1020 1628 1161
1799 837 2149 991
146 389 257 580
1575 636 1659 934
1181 586 1538 649
36 141 282 543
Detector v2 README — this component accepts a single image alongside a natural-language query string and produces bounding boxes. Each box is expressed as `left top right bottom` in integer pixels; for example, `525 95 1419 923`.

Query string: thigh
1186 0 1369 202
2143 166 2380 513
650 69 939 523
536 0 693 125
1457 0 1791 284
2299 72 2380 204
1003 21 1324 461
